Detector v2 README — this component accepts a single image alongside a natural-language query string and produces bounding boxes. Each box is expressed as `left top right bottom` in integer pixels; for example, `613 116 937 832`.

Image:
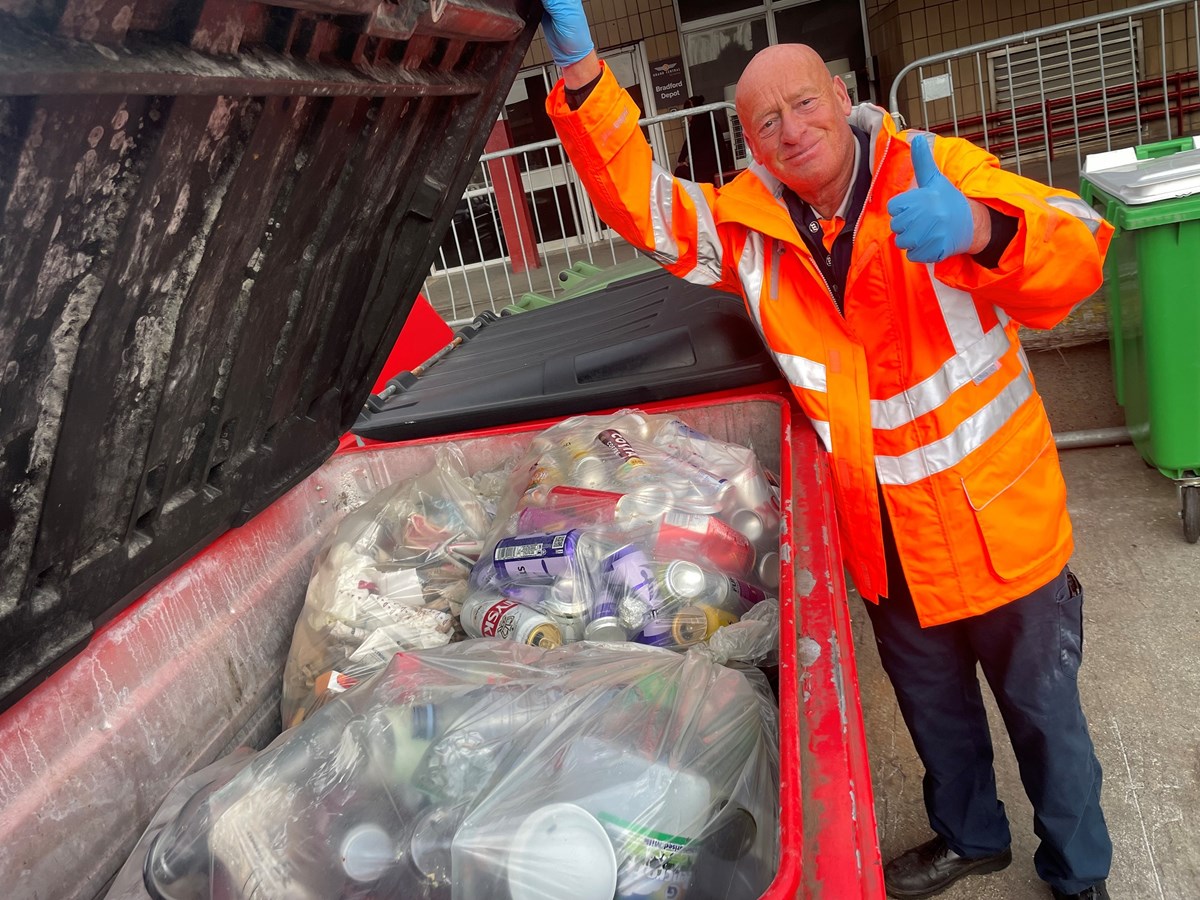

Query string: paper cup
506 803 616 900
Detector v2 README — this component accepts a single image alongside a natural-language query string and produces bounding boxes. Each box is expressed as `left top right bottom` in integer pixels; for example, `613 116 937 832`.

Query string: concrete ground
853 340 1200 900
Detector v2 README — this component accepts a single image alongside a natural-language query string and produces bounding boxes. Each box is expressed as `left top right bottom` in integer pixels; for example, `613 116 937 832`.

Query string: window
683 16 770 110
774 0 867 75
680 0 760 24
677 0 872 106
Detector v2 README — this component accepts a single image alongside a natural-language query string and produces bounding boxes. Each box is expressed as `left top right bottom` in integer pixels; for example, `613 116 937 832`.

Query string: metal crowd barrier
888 0 1200 188
422 101 738 325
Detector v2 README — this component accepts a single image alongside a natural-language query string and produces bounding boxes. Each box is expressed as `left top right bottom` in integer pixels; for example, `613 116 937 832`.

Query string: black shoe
1051 882 1110 900
884 835 1013 899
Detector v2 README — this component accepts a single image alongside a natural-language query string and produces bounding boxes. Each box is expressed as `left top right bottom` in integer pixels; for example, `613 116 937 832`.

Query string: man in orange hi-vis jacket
539 3 1114 900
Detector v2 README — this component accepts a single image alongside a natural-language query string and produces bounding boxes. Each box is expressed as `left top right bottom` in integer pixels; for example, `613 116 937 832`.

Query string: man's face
737 47 855 200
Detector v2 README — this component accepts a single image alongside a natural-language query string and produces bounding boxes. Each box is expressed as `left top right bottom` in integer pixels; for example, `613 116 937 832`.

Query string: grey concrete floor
853 341 1200 899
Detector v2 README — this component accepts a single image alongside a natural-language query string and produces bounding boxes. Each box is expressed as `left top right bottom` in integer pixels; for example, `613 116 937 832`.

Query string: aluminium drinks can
493 530 581 581
584 588 629 642
459 596 562 648
602 543 662 611
655 509 754 575
661 560 767 613
635 604 738 650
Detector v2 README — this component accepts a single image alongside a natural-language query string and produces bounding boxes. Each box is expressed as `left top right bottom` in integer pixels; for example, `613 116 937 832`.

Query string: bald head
735 44 830 118
733 43 855 213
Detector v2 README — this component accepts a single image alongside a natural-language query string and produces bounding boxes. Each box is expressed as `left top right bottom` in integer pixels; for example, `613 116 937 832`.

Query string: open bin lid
1084 140 1200 204
0 0 540 711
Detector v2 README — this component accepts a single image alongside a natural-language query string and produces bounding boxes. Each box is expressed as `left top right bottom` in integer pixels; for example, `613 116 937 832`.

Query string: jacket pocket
960 416 1068 582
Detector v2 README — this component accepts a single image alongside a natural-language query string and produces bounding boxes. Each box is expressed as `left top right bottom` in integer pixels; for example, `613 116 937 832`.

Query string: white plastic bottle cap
506 803 617 900
339 823 396 882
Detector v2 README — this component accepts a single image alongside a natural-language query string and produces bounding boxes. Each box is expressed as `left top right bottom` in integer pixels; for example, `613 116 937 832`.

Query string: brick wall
523 0 682 70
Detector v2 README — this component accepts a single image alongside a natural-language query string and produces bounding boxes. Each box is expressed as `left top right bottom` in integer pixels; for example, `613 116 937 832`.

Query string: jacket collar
716 104 903 243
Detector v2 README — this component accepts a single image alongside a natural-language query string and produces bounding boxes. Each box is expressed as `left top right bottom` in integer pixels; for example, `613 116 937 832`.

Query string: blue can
493 530 581 581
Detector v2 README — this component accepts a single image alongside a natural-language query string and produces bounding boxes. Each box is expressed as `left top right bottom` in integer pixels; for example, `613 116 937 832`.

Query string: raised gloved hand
887 134 975 264
542 0 595 67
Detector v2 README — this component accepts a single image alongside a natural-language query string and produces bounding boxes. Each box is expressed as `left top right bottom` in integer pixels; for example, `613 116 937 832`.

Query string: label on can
466 597 560 648
603 544 662 610
657 510 753 575
597 429 645 467
479 599 521 638
726 575 767 608
494 530 578 580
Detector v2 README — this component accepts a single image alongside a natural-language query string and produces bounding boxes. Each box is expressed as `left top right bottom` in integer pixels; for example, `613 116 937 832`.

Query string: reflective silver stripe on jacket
739 230 766 316
870 323 1010 430
1045 195 1105 236
777 352 827 392
647 164 725 283
738 234 834 452
874 367 1035 485
810 418 832 450
928 270 986 351
647 166 681 265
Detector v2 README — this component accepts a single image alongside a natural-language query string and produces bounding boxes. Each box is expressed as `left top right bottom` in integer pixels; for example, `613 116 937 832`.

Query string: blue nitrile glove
887 134 975 264
542 0 595 66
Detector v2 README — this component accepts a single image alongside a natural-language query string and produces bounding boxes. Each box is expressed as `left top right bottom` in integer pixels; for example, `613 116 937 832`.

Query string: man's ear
742 127 761 164
832 74 852 115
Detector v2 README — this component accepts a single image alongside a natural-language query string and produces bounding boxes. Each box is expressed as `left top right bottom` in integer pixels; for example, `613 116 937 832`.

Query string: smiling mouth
782 143 818 163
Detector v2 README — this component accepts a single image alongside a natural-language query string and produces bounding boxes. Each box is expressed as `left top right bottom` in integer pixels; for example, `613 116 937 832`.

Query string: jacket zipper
769 239 782 301
851 133 891 256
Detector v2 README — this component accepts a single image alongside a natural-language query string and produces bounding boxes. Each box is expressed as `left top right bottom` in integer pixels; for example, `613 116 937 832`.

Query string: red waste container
0 2 883 896
0 386 884 898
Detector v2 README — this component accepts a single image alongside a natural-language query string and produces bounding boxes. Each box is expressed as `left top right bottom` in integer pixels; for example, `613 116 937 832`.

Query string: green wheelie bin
1081 137 1200 542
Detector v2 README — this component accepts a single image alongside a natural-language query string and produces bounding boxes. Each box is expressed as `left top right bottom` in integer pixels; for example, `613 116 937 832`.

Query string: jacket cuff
565 69 604 110
971 205 1019 269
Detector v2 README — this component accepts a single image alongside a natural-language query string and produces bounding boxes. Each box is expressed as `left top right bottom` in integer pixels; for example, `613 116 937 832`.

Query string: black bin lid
0 0 539 711
353 267 780 442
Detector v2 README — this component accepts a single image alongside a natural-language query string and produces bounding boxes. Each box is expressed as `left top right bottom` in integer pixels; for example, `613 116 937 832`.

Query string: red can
655 509 754 575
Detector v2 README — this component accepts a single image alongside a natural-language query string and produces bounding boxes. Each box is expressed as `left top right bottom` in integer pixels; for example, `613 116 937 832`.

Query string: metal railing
888 0 1200 188
423 101 740 325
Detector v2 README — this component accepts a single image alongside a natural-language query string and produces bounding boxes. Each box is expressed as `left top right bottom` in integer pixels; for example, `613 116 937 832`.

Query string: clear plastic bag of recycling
281 445 496 728
111 640 780 900
458 410 782 662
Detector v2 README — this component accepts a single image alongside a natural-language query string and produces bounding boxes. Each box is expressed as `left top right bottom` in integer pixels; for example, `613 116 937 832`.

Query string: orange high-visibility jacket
548 65 1113 626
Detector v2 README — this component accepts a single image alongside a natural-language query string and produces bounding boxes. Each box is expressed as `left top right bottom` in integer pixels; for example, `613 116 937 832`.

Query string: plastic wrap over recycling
111 640 780 900
459 410 782 659
281 446 499 727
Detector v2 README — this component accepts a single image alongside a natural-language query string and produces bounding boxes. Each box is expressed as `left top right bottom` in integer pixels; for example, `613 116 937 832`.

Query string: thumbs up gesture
887 134 975 264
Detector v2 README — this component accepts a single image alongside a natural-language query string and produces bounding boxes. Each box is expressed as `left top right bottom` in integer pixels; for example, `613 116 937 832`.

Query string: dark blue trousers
864 524 1112 893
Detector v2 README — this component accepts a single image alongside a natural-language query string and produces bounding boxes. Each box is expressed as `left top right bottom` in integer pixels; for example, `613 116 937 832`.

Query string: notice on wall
650 56 687 111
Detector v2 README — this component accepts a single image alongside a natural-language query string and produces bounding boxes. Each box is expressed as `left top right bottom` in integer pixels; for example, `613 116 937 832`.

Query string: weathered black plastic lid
353 267 779 442
0 0 538 711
